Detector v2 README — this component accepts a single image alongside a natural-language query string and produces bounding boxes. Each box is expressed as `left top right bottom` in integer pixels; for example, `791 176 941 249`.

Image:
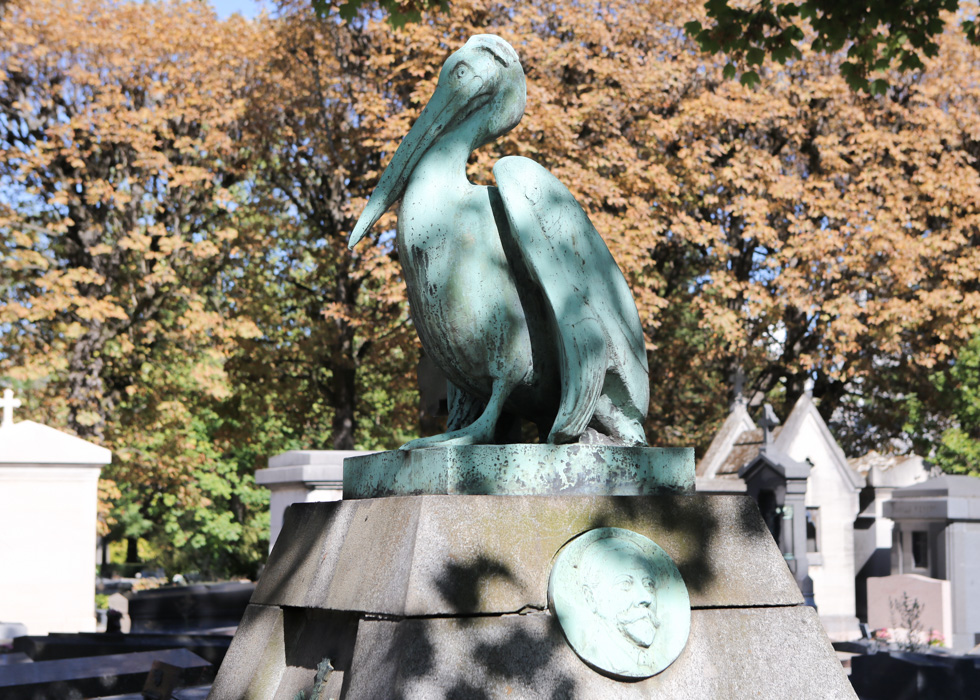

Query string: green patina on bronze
343 445 694 499
349 34 650 450
549 527 691 679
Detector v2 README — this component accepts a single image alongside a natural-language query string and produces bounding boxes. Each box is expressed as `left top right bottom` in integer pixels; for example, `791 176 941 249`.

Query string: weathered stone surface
343 606 855 699
248 501 360 611
206 604 284 700
251 494 802 616
343 445 693 498
215 493 849 700
207 605 360 700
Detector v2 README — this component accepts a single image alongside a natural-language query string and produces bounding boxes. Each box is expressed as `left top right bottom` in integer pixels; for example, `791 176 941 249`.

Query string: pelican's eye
454 64 468 81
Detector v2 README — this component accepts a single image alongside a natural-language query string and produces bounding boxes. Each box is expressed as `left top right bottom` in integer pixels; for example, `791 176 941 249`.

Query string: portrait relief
549 528 690 679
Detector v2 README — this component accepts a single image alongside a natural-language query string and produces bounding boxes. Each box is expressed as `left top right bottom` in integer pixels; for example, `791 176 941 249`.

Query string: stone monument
0 389 111 635
209 35 854 699
256 450 373 550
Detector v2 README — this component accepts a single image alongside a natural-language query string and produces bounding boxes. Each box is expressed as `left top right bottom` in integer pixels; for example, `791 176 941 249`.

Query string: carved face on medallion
549 527 690 679
582 539 662 650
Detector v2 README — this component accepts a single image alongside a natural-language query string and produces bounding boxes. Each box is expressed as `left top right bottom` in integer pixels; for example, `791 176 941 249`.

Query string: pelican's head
348 35 526 248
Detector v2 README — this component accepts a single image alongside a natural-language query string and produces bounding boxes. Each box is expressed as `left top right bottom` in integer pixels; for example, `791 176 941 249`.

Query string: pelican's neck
408 129 476 192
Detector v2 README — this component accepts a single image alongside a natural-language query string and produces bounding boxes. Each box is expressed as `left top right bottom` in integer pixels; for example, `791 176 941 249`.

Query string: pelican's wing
493 156 649 443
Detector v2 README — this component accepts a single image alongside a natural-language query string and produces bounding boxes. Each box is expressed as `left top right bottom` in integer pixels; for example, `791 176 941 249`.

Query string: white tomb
0 389 111 635
256 450 374 550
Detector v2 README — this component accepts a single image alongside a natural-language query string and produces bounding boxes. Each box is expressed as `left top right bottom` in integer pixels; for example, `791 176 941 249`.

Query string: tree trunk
126 536 140 565
331 363 357 450
66 325 108 441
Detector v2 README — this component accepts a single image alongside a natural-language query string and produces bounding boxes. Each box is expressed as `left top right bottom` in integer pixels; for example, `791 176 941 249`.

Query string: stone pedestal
256 450 374 550
209 492 856 698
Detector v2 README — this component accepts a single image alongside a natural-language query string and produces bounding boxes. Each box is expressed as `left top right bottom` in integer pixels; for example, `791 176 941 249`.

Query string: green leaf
740 70 761 88
776 2 800 18
684 20 703 37
723 62 737 79
338 0 362 22
311 0 330 17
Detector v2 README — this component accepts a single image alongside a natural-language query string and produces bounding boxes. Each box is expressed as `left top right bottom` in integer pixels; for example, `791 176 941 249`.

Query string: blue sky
209 0 270 19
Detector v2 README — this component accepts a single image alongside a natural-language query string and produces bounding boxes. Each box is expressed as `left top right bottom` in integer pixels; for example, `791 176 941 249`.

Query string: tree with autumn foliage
311 0 980 455
685 0 980 93
4 0 980 579
0 0 274 576
226 1 420 452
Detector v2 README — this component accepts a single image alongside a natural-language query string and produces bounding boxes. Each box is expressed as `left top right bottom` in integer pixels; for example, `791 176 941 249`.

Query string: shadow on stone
435 555 516 618
278 607 359 699
473 625 562 683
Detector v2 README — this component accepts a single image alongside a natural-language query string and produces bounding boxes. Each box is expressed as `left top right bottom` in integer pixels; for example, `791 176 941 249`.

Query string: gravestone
883 474 980 650
866 573 952 647
127 582 254 635
13 630 233 667
0 389 111 635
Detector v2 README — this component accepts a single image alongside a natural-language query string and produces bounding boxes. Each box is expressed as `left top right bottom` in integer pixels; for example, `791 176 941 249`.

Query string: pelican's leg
446 381 485 431
399 378 514 450
590 394 647 447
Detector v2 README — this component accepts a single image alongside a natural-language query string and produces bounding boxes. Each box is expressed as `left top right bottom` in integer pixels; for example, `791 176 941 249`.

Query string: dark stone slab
0 653 31 666
94 683 212 700
128 582 254 633
343 445 694 499
343 606 855 699
251 494 802 615
13 631 233 666
0 647 210 700
850 651 980 700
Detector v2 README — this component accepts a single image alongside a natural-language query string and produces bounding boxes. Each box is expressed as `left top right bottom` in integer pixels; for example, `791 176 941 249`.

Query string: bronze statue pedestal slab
342 445 694 499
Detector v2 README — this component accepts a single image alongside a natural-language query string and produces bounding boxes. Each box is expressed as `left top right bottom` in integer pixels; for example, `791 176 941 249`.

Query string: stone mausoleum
697 393 933 641
0 389 111 636
883 475 980 649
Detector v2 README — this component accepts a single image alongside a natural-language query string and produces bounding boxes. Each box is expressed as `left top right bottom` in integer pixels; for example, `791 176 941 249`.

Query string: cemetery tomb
0 389 111 636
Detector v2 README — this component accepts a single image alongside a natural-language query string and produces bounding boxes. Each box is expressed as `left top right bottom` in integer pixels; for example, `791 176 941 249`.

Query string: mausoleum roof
892 473 980 499
713 426 785 476
0 419 111 465
848 451 933 488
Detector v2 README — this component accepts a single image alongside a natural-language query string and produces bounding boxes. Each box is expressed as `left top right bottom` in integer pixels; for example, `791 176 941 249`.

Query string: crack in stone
360 603 549 623
691 602 805 611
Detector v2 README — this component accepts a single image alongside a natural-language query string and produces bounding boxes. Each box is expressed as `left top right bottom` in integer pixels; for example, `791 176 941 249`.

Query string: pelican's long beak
348 79 479 249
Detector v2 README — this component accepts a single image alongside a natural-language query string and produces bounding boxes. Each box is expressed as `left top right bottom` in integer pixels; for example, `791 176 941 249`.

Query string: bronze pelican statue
349 34 649 449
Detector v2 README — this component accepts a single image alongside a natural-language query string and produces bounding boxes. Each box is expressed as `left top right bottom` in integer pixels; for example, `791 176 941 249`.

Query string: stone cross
760 403 780 450
729 366 747 409
1 388 22 427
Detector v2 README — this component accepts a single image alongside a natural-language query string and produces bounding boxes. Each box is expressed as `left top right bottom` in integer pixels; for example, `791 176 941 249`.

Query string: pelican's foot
399 425 493 451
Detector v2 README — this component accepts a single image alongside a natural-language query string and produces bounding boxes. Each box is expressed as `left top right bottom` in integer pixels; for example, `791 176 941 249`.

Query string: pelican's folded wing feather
493 156 648 443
